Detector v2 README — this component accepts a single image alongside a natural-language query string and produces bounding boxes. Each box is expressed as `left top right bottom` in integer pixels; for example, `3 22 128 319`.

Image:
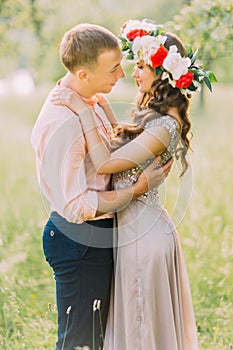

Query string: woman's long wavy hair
111 33 192 176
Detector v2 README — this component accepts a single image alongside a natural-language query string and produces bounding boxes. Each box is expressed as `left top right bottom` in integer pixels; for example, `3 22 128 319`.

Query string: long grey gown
104 115 199 350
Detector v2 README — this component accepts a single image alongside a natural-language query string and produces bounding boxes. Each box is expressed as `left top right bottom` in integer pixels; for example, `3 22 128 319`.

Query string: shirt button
50 230 55 237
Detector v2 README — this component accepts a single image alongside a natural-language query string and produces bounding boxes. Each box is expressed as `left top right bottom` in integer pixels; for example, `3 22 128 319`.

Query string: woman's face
132 61 156 93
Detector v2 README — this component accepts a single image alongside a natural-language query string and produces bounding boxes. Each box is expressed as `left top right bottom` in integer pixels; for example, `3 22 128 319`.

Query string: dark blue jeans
43 212 113 350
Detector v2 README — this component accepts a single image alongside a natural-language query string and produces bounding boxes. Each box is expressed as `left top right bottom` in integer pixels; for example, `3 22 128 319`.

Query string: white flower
162 45 191 80
121 19 159 39
132 35 167 64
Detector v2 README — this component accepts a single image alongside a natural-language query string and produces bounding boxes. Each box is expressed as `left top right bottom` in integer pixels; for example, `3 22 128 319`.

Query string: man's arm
34 101 171 223
95 157 172 215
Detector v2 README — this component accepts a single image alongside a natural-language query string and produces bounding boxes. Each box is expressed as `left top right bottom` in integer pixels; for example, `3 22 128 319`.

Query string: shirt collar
81 94 100 107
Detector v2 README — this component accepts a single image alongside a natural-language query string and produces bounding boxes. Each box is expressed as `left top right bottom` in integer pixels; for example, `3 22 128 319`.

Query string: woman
52 20 215 350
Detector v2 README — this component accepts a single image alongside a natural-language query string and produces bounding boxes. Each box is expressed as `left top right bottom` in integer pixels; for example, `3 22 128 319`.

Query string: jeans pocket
43 221 73 264
42 221 59 265
43 219 90 267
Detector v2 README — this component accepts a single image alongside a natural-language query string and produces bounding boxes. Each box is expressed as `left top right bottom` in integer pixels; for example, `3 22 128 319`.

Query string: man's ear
76 69 88 81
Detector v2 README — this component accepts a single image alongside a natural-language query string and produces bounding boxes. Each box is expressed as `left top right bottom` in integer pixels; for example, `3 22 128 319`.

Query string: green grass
0 84 232 349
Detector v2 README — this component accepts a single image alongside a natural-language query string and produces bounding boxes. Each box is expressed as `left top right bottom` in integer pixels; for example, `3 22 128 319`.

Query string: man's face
86 48 125 95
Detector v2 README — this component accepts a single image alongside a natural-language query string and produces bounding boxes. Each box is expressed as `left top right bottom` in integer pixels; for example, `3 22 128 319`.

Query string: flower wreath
119 19 217 96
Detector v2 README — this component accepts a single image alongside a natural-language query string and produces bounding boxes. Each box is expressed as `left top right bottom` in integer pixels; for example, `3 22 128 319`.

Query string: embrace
31 19 214 350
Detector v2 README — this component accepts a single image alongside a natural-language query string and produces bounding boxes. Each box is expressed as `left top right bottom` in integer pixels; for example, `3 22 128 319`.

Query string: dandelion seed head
93 299 101 311
66 306 72 314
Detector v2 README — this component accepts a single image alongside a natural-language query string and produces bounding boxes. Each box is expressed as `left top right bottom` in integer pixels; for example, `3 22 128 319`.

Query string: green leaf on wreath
196 69 206 77
155 66 163 76
151 29 158 37
128 41 133 50
119 36 127 42
186 46 193 59
121 43 128 51
203 77 212 92
208 71 218 82
191 49 198 65
127 52 134 60
187 83 197 91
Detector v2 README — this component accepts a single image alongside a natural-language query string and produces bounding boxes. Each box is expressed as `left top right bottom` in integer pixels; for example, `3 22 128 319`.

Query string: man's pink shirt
31 89 113 223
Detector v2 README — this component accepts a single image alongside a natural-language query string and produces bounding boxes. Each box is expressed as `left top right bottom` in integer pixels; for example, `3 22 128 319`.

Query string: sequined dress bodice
113 115 179 206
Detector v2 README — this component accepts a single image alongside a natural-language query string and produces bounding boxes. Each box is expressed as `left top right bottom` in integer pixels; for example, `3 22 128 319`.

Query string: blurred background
0 0 232 88
0 0 233 349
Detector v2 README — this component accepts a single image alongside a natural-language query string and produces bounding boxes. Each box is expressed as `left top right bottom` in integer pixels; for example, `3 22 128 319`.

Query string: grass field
0 83 232 349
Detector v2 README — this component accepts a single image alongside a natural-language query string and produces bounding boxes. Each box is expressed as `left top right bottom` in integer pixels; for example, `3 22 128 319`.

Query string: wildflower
66 306 72 314
93 299 101 312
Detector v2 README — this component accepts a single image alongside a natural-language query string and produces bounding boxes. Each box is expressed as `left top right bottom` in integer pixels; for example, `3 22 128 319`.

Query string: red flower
126 29 149 41
176 71 194 89
150 46 168 68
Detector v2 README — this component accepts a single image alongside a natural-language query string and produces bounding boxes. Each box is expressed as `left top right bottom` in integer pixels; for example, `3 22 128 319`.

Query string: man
31 23 172 350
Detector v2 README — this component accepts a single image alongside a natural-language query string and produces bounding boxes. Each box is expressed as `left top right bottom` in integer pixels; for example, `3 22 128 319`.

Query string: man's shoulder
35 89 83 128
31 92 83 150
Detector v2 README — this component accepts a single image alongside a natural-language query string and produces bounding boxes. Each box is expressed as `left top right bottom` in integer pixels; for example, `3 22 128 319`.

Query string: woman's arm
52 87 170 174
96 93 118 127
78 109 170 174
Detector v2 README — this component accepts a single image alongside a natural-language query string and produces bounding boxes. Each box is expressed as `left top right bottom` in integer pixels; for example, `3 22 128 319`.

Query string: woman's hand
51 87 87 114
96 93 118 127
133 157 173 197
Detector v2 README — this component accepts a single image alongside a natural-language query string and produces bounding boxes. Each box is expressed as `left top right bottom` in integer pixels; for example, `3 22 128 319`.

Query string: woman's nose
132 67 139 78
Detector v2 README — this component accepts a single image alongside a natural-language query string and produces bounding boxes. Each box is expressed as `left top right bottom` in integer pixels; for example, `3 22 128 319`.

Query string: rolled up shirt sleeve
63 189 98 223
32 111 99 223
60 130 99 223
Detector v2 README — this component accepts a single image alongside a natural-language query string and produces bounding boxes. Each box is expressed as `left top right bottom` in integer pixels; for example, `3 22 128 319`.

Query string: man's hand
133 157 173 198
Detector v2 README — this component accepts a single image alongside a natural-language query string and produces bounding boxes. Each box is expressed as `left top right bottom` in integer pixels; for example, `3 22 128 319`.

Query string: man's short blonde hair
60 23 119 73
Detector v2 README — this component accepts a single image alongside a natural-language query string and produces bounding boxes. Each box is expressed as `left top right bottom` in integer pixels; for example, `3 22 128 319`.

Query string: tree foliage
0 0 49 50
1 0 232 84
0 0 184 80
0 0 55 76
166 0 233 69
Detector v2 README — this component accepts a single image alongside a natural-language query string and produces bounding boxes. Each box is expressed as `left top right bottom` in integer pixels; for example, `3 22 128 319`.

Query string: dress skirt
104 199 198 350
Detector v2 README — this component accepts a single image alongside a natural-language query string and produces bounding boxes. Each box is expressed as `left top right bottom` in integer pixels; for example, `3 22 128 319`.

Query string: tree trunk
200 84 205 110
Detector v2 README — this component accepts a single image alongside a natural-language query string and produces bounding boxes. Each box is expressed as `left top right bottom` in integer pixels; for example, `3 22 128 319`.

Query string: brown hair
111 33 192 176
60 23 119 73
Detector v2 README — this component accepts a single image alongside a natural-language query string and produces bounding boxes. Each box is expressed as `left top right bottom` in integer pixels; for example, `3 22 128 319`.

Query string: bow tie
82 94 100 107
